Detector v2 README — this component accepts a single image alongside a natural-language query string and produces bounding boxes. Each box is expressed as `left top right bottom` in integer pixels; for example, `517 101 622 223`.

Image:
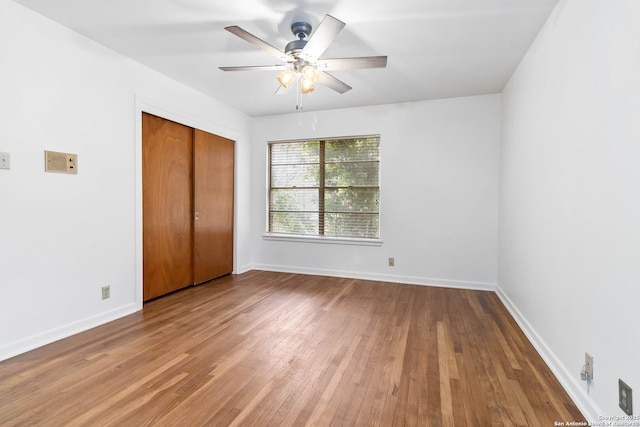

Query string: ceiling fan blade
219 65 288 71
317 56 388 71
225 26 293 62
318 71 352 94
299 15 345 62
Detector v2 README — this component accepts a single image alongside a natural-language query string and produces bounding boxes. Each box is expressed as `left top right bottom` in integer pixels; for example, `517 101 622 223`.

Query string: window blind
269 136 380 239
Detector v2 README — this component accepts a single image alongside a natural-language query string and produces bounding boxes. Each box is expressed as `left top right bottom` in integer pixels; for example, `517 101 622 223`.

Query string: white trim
0 303 138 362
235 264 253 275
267 133 381 144
495 285 601 422
249 264 496 291
262 233 383 247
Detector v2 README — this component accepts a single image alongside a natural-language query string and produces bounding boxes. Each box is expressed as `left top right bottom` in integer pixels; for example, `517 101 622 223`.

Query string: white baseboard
0 303 140 362
234 263 253 275
494 285 601 422
250 263 496 291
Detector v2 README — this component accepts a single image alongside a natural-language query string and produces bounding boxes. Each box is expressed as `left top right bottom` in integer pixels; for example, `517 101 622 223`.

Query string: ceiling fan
219 14 387 99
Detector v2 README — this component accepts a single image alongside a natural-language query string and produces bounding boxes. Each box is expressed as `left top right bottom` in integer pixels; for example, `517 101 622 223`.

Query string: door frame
134 96 239 307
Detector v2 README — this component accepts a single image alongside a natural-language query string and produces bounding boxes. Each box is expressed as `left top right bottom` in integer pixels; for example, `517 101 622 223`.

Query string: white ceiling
14 0 558 117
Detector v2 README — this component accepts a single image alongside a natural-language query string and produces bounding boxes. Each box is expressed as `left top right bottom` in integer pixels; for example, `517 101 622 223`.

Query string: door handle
195 212 200 220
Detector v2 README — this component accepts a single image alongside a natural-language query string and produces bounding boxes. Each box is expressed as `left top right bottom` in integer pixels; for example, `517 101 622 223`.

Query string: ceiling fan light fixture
278 69 296 88
301 77 315 94
301 65 319 83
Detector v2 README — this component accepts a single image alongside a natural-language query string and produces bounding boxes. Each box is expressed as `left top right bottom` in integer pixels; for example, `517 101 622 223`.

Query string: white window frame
264 135 383 246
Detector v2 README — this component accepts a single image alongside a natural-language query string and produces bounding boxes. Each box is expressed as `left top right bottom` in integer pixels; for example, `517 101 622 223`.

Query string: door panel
193 129 234 284
142 113 194 300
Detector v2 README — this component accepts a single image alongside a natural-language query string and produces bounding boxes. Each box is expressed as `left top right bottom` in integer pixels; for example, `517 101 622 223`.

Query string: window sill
262 233 383 247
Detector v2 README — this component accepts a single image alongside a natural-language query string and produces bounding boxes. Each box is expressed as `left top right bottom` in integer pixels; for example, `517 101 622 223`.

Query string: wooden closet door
142 113 194 300
193 129 234 284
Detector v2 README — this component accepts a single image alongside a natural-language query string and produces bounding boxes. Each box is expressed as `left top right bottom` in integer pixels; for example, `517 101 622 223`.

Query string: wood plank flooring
0 271 585 426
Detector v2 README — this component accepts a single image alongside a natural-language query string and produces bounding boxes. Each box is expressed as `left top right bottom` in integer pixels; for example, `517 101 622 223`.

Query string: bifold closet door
142 113 194 300
193 130 234 284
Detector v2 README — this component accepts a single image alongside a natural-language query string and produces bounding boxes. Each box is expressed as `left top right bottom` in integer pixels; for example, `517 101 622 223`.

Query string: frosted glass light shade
301 77 315 94
278 69 296 88
301 65 319 83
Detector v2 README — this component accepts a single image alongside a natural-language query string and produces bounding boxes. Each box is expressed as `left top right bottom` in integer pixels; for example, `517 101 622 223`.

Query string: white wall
0 0 251 361
250 95 500 289
499 0 640 420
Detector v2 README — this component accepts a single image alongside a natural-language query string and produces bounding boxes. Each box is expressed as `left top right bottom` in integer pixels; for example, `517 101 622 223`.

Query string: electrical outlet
388 257 395 267
0 152 10 170
101 285 110 300
585 353 593 380
619 379 633 416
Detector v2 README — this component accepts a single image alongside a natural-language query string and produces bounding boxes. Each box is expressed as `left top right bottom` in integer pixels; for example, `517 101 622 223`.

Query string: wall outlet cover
0 152 10 170
585 353 593 379
619 379 633 416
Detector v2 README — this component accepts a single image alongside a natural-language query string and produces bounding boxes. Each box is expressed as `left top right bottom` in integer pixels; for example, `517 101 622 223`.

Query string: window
268 135 380 240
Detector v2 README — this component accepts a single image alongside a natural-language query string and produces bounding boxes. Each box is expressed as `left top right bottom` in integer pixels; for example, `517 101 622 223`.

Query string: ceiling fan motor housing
285 21 312 57
285 39 307 56
291 22 312 39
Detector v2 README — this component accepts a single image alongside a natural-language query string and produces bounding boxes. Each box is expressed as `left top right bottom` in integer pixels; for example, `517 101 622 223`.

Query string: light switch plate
0 152 10 170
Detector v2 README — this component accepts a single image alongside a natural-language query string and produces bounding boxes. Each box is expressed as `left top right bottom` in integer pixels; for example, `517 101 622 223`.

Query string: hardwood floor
0 271 584 426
